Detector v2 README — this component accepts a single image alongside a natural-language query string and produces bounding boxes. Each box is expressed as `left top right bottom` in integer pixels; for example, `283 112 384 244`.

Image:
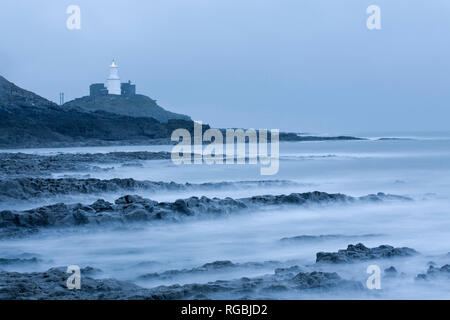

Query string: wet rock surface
0 192 411 237
0 177 301 201
0 267 153 300
0 266 363 300
138 260 281 281
316 243 418 263
0 242 423 300
151 271 364 300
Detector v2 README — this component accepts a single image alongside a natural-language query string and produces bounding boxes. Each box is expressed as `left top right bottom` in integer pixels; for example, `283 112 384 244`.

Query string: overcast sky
1 0 450 134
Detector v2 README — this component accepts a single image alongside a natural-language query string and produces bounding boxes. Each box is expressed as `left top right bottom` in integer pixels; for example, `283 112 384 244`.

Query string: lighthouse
106 60 121 95
89 60 136 98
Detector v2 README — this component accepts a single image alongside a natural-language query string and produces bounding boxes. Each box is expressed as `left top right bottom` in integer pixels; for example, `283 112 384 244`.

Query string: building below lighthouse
89 60 136 98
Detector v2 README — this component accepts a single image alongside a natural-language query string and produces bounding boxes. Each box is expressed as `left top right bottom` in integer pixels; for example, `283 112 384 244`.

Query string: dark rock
0 177 301 201
148 270 363 299
416 264 450 281
292 271 363 290
384 266 398 277
91 199 114 212
0 266 364 300
200 261 235 270
1 192 412 238
0 153 172 178
316 243 418 264
0 267 152 300
0 257 41 266
279 133 364 142
115 195 150 205
139 260 252 280
274 266 305 278
359 192 412 202
427 261 437 267
62 94 191 123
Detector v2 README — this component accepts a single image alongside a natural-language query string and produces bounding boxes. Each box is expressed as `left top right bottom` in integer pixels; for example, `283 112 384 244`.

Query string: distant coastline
0 75 363 149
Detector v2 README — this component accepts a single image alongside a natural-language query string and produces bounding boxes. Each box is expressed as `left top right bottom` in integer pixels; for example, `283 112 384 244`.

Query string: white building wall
107 78 121 95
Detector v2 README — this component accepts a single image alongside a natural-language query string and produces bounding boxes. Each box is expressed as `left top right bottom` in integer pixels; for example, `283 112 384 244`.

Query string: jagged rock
316 243 417 264
115 194 153 205
0 192 411 238
200 261 234 270
0 267 153 300
384 266 398 277
359 192 412 202
0 265 364 300
139 261 237 280
138 260 280 281
292 271 362 290
427 261 437 267
148 270 363 299
416 264 450 281
274 266 305 278
0 177 302 201
91 199 114 212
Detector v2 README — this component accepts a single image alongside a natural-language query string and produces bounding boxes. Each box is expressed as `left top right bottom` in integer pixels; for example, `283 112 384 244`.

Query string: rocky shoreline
0 191 411 238
1 243 447 300
0 151 172 177
0 177 303 202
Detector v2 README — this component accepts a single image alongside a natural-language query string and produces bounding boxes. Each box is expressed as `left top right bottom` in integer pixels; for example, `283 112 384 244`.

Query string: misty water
1 135 450 299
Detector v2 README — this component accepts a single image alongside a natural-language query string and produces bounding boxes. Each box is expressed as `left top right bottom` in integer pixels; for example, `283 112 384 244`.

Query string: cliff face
0 76 200 148
0 76 56 111
63 94 191 123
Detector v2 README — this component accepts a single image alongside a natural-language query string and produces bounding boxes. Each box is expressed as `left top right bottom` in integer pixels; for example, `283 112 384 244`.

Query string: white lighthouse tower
106 60 121 95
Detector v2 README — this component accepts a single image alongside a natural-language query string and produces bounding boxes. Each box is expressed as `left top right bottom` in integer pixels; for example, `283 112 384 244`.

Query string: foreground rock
0 267 153 300
0 267 363 300
0 177 301 202
316 243 418 263
150 271 363 300
0 192 411 237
